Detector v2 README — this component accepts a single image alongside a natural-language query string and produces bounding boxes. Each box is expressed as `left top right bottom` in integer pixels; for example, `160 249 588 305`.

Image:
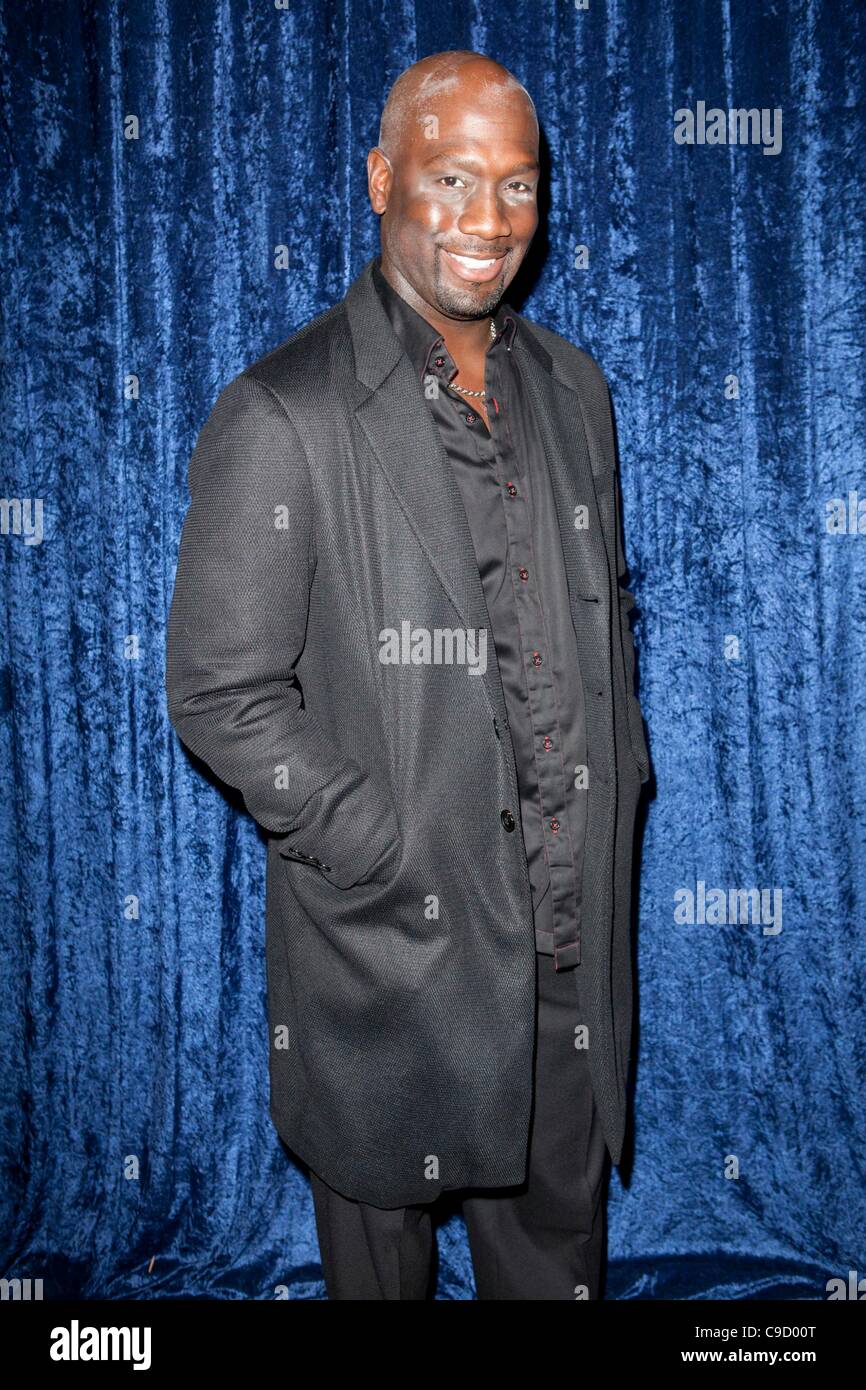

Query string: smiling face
368 57 540 321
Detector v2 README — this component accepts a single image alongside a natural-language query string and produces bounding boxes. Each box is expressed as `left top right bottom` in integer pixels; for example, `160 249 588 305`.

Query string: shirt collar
371 255 517 383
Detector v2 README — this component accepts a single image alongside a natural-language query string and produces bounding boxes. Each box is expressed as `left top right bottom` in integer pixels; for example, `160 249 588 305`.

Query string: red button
532 651 542 667
518 566 529 582
506 482 517 497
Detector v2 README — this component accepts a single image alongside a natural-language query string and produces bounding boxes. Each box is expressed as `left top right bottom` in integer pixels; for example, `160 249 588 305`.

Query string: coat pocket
276 765 402 890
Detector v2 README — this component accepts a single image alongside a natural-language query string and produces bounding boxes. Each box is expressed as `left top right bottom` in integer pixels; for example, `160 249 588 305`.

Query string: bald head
377 51 538 165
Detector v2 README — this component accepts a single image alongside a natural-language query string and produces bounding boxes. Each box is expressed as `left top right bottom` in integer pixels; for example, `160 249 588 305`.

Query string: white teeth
447 252 499 268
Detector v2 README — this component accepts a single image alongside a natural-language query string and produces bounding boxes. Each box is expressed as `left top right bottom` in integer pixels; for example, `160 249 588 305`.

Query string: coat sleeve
606 387 651 784
165 370 401 887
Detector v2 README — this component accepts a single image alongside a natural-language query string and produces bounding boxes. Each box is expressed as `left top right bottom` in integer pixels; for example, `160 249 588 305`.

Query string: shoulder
517 313 612 405
518 312 618 448
516 313 620 473
244 299 349 395
207 299 353 431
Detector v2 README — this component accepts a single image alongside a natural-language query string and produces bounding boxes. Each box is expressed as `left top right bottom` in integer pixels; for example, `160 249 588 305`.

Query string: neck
378 255 495 362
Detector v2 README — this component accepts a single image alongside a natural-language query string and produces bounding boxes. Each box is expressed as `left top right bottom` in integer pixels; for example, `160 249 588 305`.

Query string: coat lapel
353 360 492 643
343 257 611 722
345 260 507 723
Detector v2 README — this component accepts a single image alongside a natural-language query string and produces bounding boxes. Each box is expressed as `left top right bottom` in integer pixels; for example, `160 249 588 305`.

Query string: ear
366 147 393 215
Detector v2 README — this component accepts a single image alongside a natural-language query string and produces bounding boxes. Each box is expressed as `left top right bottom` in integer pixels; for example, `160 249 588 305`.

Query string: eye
506 181 532 192
437 175 466 188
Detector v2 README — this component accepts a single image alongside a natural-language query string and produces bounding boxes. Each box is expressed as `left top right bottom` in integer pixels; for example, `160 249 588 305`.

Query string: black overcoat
166 257 650 1207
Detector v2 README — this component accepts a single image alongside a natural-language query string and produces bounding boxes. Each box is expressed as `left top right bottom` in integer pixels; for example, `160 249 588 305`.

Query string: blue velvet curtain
2 0 864 1300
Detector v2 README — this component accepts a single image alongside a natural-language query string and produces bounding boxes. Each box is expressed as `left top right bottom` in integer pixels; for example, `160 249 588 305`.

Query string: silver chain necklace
447 318 497 399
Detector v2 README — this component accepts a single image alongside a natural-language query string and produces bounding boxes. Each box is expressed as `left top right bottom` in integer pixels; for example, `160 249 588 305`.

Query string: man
165 50 650 1300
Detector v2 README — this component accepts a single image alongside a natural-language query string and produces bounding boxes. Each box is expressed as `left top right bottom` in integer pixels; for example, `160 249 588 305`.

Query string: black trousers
309 950 610 1300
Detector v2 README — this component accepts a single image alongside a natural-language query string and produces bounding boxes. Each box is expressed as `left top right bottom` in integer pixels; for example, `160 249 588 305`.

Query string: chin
433 274 506 320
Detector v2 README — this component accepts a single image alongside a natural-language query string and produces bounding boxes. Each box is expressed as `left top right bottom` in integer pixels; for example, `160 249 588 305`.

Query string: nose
456 183 512 243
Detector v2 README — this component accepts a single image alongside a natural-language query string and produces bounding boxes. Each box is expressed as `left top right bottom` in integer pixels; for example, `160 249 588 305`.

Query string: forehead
404 91 538 163
405 73 536 131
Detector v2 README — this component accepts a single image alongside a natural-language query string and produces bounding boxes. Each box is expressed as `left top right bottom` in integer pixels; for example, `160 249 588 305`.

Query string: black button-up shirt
371 256 589 971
